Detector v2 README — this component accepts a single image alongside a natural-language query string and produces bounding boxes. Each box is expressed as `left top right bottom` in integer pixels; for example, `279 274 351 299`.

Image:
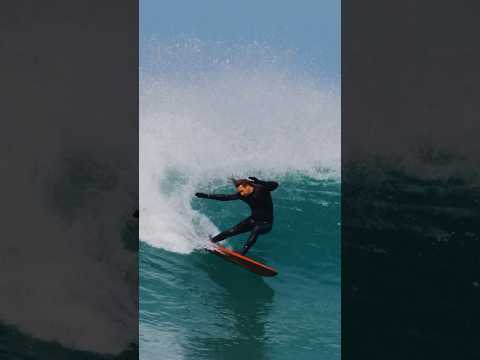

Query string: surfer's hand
195 192 209 199
248 177 260 183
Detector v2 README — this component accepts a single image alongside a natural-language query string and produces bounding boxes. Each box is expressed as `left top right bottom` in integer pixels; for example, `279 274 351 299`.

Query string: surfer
195 177 278 255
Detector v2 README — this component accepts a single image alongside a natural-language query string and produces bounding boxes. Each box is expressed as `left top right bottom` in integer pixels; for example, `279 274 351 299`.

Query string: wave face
140 40 340 360
141 177 340 360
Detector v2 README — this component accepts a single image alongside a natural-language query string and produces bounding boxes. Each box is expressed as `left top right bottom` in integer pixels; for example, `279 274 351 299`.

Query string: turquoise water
139 41 340 359
140 177 340 360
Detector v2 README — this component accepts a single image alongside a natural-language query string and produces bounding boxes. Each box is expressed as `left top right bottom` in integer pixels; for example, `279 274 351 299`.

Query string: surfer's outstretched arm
248 177 279 191
195 192 240 201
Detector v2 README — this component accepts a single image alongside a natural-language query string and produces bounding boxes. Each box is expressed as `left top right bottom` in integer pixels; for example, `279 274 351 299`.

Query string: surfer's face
237 184 254 197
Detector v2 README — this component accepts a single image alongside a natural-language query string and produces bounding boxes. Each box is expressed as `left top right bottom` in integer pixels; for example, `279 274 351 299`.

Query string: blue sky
140 0 340 78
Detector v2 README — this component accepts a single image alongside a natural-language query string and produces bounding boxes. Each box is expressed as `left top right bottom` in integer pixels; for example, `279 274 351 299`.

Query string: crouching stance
195 177 278 255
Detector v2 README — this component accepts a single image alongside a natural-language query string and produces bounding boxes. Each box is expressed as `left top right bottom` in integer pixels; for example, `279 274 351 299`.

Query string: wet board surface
207 244 278 277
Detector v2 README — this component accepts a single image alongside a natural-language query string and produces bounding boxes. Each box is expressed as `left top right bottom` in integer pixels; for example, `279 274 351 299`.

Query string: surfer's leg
210 217 254 243
241 222 272 255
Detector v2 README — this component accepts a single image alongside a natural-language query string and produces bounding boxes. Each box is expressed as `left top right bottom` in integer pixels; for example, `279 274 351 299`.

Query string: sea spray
140 40 340 253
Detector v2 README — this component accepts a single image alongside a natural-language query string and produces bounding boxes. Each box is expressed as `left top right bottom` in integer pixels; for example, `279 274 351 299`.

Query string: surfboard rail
207 244 278 277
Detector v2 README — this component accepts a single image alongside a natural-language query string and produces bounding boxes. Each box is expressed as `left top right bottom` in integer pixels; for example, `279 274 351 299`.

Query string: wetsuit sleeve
205 193 241 201
253 179 279 191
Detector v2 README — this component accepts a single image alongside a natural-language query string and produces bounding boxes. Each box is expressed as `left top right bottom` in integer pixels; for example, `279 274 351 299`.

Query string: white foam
140 40 340 253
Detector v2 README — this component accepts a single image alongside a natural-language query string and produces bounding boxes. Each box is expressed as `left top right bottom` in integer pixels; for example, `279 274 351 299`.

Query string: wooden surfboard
207 244 278 277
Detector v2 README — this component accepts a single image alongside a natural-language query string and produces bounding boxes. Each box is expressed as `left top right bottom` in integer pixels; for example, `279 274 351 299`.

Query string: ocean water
140 177 340 360
139 41 341 360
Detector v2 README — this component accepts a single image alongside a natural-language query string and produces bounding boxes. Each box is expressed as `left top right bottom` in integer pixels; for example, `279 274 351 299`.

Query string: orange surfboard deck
207 244 278 277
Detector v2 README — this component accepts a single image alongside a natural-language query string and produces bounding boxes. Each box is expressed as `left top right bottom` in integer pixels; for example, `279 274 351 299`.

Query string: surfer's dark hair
233 179 253 187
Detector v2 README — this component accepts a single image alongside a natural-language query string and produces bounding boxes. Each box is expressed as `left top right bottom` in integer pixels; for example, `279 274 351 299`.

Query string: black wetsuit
197 179 278 255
